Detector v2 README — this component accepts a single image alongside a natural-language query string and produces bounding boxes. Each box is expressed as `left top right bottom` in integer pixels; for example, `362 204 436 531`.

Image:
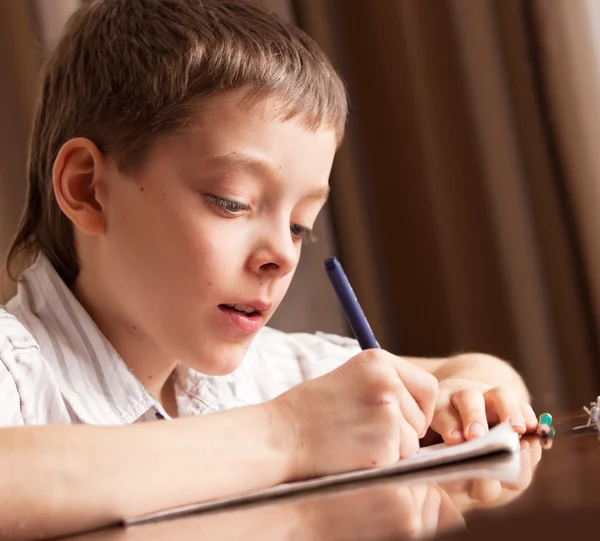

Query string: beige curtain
532 0 600 359
0 1 39 255
3 0 600 410
0 0 78 297
297 0 600 410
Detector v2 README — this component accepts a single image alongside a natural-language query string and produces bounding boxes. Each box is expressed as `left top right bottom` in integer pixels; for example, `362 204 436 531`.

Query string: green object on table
549 426 555 439
539 412 553 427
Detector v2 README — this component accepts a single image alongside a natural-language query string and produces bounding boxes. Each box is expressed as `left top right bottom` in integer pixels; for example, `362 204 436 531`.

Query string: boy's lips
217 301 271 335
219 300 272 314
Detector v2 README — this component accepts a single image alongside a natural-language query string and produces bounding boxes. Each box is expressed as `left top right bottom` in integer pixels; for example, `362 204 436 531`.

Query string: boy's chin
186 342 250 376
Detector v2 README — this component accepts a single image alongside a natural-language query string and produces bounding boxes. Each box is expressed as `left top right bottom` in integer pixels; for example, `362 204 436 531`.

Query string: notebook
126 421 520 526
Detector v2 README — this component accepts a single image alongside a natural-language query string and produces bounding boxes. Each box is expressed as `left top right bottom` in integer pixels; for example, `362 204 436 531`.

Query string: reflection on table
66 436 544 541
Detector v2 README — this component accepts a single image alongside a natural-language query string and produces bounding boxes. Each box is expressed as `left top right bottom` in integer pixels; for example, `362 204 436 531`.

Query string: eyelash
205 195 318 244
205 194 249 214
291 224 318 244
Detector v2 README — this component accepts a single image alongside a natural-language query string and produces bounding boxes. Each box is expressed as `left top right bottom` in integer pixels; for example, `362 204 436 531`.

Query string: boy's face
96 92 337 375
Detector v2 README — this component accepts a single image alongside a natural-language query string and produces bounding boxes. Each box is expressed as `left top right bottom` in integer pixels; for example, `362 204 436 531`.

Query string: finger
420 485 442 537
437 486 466 533
401 485 427 540
409 483 429 511
540 436 554 450
484 387 525 434
519 439 534 487
393 378 428 438
390 355 439 428
528 435 543 466
504 439 533 491
520 402 538 434
450 388 488 440
384 486 425 539
429 403 466 445
399 417 420 459
468 479 502 503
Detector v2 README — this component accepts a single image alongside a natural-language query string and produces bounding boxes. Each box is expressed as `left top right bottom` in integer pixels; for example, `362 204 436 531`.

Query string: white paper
126 422 520 526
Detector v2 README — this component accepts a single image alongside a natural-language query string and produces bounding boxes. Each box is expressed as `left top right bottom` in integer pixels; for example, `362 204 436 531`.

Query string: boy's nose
249 226 299 279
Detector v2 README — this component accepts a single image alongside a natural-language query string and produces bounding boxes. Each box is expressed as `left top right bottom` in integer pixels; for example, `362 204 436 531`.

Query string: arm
408 353 530 403
0 405 290 540
1 348 439 540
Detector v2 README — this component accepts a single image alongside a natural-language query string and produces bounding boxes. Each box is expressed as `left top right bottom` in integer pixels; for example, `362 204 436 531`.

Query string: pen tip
324 257 338 270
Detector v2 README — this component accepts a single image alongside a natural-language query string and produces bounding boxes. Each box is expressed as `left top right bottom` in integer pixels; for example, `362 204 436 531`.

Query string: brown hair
3 0 347 289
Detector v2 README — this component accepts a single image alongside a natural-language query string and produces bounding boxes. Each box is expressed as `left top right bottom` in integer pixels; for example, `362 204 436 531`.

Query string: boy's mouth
220 304 260 317
218 299 272 318
217 300 272 334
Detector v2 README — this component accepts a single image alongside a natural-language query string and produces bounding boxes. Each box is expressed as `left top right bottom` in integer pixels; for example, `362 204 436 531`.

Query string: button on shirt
0 255 360 427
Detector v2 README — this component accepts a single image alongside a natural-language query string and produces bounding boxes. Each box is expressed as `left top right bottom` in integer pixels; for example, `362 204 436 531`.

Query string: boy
0 0 537 538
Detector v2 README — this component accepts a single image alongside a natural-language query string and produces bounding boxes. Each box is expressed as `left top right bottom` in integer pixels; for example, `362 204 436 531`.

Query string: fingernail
468 422 486 436
526 419 538 428
450 428 465 440
508 417 525 430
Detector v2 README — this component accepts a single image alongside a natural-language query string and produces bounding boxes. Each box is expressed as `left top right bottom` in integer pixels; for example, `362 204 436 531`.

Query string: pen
324 257 380 350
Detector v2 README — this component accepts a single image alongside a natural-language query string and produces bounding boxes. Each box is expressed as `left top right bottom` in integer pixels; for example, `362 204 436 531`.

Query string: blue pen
325 257 380 350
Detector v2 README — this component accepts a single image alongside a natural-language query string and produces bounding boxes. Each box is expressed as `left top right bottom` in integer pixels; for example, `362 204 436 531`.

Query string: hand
428 378 538 444
301 482 465 541
268 349 439 480
443 436 543 509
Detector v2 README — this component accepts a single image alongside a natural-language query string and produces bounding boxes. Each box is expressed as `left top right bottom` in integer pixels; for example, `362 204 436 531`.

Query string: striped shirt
0 255 360 426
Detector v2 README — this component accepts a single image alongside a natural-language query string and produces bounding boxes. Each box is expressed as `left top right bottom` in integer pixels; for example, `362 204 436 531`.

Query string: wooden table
67 411 600 541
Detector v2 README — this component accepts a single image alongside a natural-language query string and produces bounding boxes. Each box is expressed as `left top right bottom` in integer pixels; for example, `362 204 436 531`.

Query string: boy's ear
52 137 108 236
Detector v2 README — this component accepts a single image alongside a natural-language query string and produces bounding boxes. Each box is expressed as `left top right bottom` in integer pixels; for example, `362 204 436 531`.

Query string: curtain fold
0 1 40 256
297 0 600 410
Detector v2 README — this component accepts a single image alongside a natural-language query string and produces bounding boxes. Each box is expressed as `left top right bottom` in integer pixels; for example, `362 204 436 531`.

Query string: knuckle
361 348 383 364
487 386 510 400
453 387 479 403
366 367 399 394
432 406 446 421
377 402 403 425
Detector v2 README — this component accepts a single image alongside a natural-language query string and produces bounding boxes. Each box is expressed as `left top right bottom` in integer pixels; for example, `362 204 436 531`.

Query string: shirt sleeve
0 357 24 427
248 327 362 395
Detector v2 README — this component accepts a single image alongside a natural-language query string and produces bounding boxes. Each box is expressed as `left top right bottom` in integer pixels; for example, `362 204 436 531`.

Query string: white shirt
0 255 360 426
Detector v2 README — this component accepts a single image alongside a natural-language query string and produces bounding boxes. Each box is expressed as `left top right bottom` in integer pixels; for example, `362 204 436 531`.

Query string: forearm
0 403 291 540
432 353 530 403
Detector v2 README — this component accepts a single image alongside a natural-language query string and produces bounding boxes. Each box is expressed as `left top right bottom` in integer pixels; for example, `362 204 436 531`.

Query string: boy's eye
291 224 318 244
206 195 317 244
205 195 249 215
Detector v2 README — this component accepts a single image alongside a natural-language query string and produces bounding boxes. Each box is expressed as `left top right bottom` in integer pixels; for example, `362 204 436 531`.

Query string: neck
72 268 178 407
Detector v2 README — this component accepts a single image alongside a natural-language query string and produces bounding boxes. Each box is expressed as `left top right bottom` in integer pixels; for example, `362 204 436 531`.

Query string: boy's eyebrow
205 152 331 202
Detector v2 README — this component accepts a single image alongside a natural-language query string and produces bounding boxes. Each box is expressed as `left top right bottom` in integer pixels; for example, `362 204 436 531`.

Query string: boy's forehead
138 89 338 184
185 90 336 139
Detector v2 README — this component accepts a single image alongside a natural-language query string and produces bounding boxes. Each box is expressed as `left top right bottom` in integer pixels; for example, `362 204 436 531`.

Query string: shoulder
0 307 44 384
0 307 41 357
0 308 46 426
